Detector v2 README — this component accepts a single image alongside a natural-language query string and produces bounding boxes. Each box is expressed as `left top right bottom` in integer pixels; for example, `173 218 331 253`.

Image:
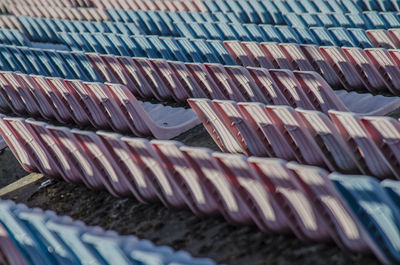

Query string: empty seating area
2 0 400 264
3 114 400 264
0 200 216 265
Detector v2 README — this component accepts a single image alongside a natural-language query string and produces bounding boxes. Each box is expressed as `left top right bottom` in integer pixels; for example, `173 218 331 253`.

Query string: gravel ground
0 125 381 265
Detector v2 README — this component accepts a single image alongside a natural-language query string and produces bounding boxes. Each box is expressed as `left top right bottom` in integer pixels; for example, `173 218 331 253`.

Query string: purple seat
329 111 397 178
279 43 315 71
366 29 396 49
320 46 365 91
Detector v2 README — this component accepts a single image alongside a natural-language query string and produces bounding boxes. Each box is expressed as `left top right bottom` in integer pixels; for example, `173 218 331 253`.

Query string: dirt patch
0 148 28 189
0 145 380 265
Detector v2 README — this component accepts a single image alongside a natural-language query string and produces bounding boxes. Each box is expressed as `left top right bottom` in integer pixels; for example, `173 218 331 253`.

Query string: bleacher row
7 13 400 48
7 34 400 99
189 99 400 178
0 200 216 265
3 114 400 264
2 0 400 264
1 54 400 119
0 71 201 139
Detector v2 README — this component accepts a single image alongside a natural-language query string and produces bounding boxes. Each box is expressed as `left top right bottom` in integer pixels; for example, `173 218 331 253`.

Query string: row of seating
9 13 399 48
224 41 400 94
56 31 400 95
0 71 200 139
0 28 30 46
200 0 400 15
89 0 400 17
0 0 92 8
175 23 380 46
284 11 400 29
189 98 400 179
14 12 237 41
0 200 216 265
3 43 400 109
7 4 109 21
87 0 208 12
2 114 400 264
0 44 102 82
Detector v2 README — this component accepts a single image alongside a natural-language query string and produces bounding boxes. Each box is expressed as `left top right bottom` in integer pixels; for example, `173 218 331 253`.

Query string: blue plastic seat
137 11 161 35
0 31 11 45
272 0 293 13
56 32 79 51
178 11 195 23
313 0 334 12
275 26 300 43
160 37 190 61
200 12 216 23
259 25 283 42
229 23 252 41
347 28 374 48
207 40 237 65
226 0 250 23
310 27 338 46
328 28 358 47
215 23 238 40
378 0 397 11
44 50 76 79
175 22 196 39
147 36 175 60
243 24 268 42
92 33 118 55
189 22 211 39
331 174 400 265
203 0 220 13
70 51 102 82
286 0 307 13
7 46 35 74
32 48 61 77
326 0 347 12
80 21 98 34
293 27 318 44
189 11 206 23
106 34 130 56
364 11 389 29
156 11 179 36
20 47 48 75
215 0 233 13
106 9 123 22
0 203 55 265
175 38 203 62
260 0 285 24
68 32 94 52
346 13 372 29
82 33 107 54
380 12 400 28
103 21 120 34
71 20 87 33
341 0 363 12
132 35 161 58
299 0 319 12
315 13 339 28
248 0 274 24
284 13 308 27
202 22 224 40
237 0 261 24
302 13 323 27
0 46 13 71
58 51 91 81
332 13 355 28
192 39 221 63
18 16 42 41
119 35 145 57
